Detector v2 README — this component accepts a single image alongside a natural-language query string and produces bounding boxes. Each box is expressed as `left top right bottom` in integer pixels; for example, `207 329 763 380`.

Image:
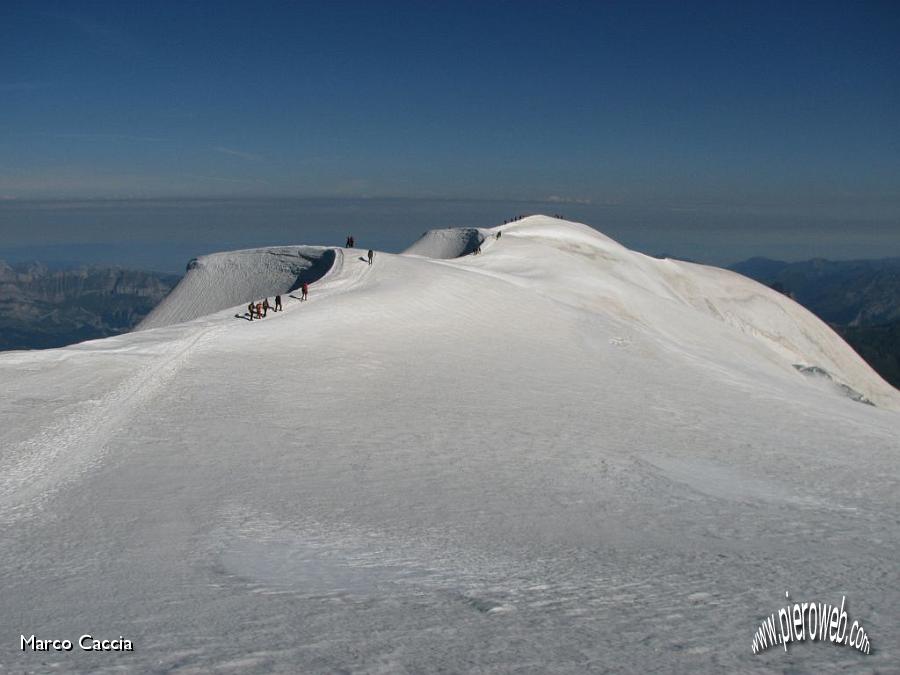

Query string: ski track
0 323 225 523
0 248 371 524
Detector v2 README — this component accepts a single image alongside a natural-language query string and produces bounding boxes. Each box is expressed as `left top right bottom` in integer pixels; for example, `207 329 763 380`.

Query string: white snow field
1 216 898 673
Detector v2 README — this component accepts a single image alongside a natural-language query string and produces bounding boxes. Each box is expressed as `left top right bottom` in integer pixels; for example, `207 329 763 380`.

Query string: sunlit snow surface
1 217 898 673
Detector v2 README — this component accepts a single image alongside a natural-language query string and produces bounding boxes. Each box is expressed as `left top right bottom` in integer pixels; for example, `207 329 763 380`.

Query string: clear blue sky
1 1 898 269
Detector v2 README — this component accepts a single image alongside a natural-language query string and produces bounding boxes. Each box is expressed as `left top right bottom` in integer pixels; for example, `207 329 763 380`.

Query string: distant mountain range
0 261 180 351
728 257 900 388
729 257 900 325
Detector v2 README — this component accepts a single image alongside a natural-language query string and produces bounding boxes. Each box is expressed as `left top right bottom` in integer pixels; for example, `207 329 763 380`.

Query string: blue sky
1 1 899 268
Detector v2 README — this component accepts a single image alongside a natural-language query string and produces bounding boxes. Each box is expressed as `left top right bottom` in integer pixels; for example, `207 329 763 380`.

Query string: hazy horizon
1 195 898 273
2 2 898 271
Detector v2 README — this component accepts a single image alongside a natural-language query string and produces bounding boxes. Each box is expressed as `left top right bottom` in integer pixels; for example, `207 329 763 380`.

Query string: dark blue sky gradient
1 1 898 267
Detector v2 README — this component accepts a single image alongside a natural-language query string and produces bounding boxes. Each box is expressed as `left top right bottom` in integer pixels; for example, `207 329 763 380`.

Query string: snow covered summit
1 215 898 673
143 215 899 410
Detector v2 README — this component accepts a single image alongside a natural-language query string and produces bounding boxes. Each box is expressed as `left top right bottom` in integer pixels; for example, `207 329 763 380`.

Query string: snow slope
1 216 898 673
138 246 337 330
403 226 485 258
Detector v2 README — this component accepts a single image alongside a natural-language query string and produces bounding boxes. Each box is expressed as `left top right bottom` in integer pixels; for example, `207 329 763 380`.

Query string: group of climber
501 215 526 225
248 295 279 320
246 284 309 321
243 237 377 322
500 213 563 224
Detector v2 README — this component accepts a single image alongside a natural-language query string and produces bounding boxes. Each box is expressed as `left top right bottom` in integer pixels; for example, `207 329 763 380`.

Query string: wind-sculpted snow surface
138 245 336 329
402 226 484 258
1 216 898 673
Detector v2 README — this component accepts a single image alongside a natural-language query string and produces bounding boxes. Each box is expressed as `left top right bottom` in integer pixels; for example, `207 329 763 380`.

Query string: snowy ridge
136 215 897 410
138 245 336 330
1 215 899 673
